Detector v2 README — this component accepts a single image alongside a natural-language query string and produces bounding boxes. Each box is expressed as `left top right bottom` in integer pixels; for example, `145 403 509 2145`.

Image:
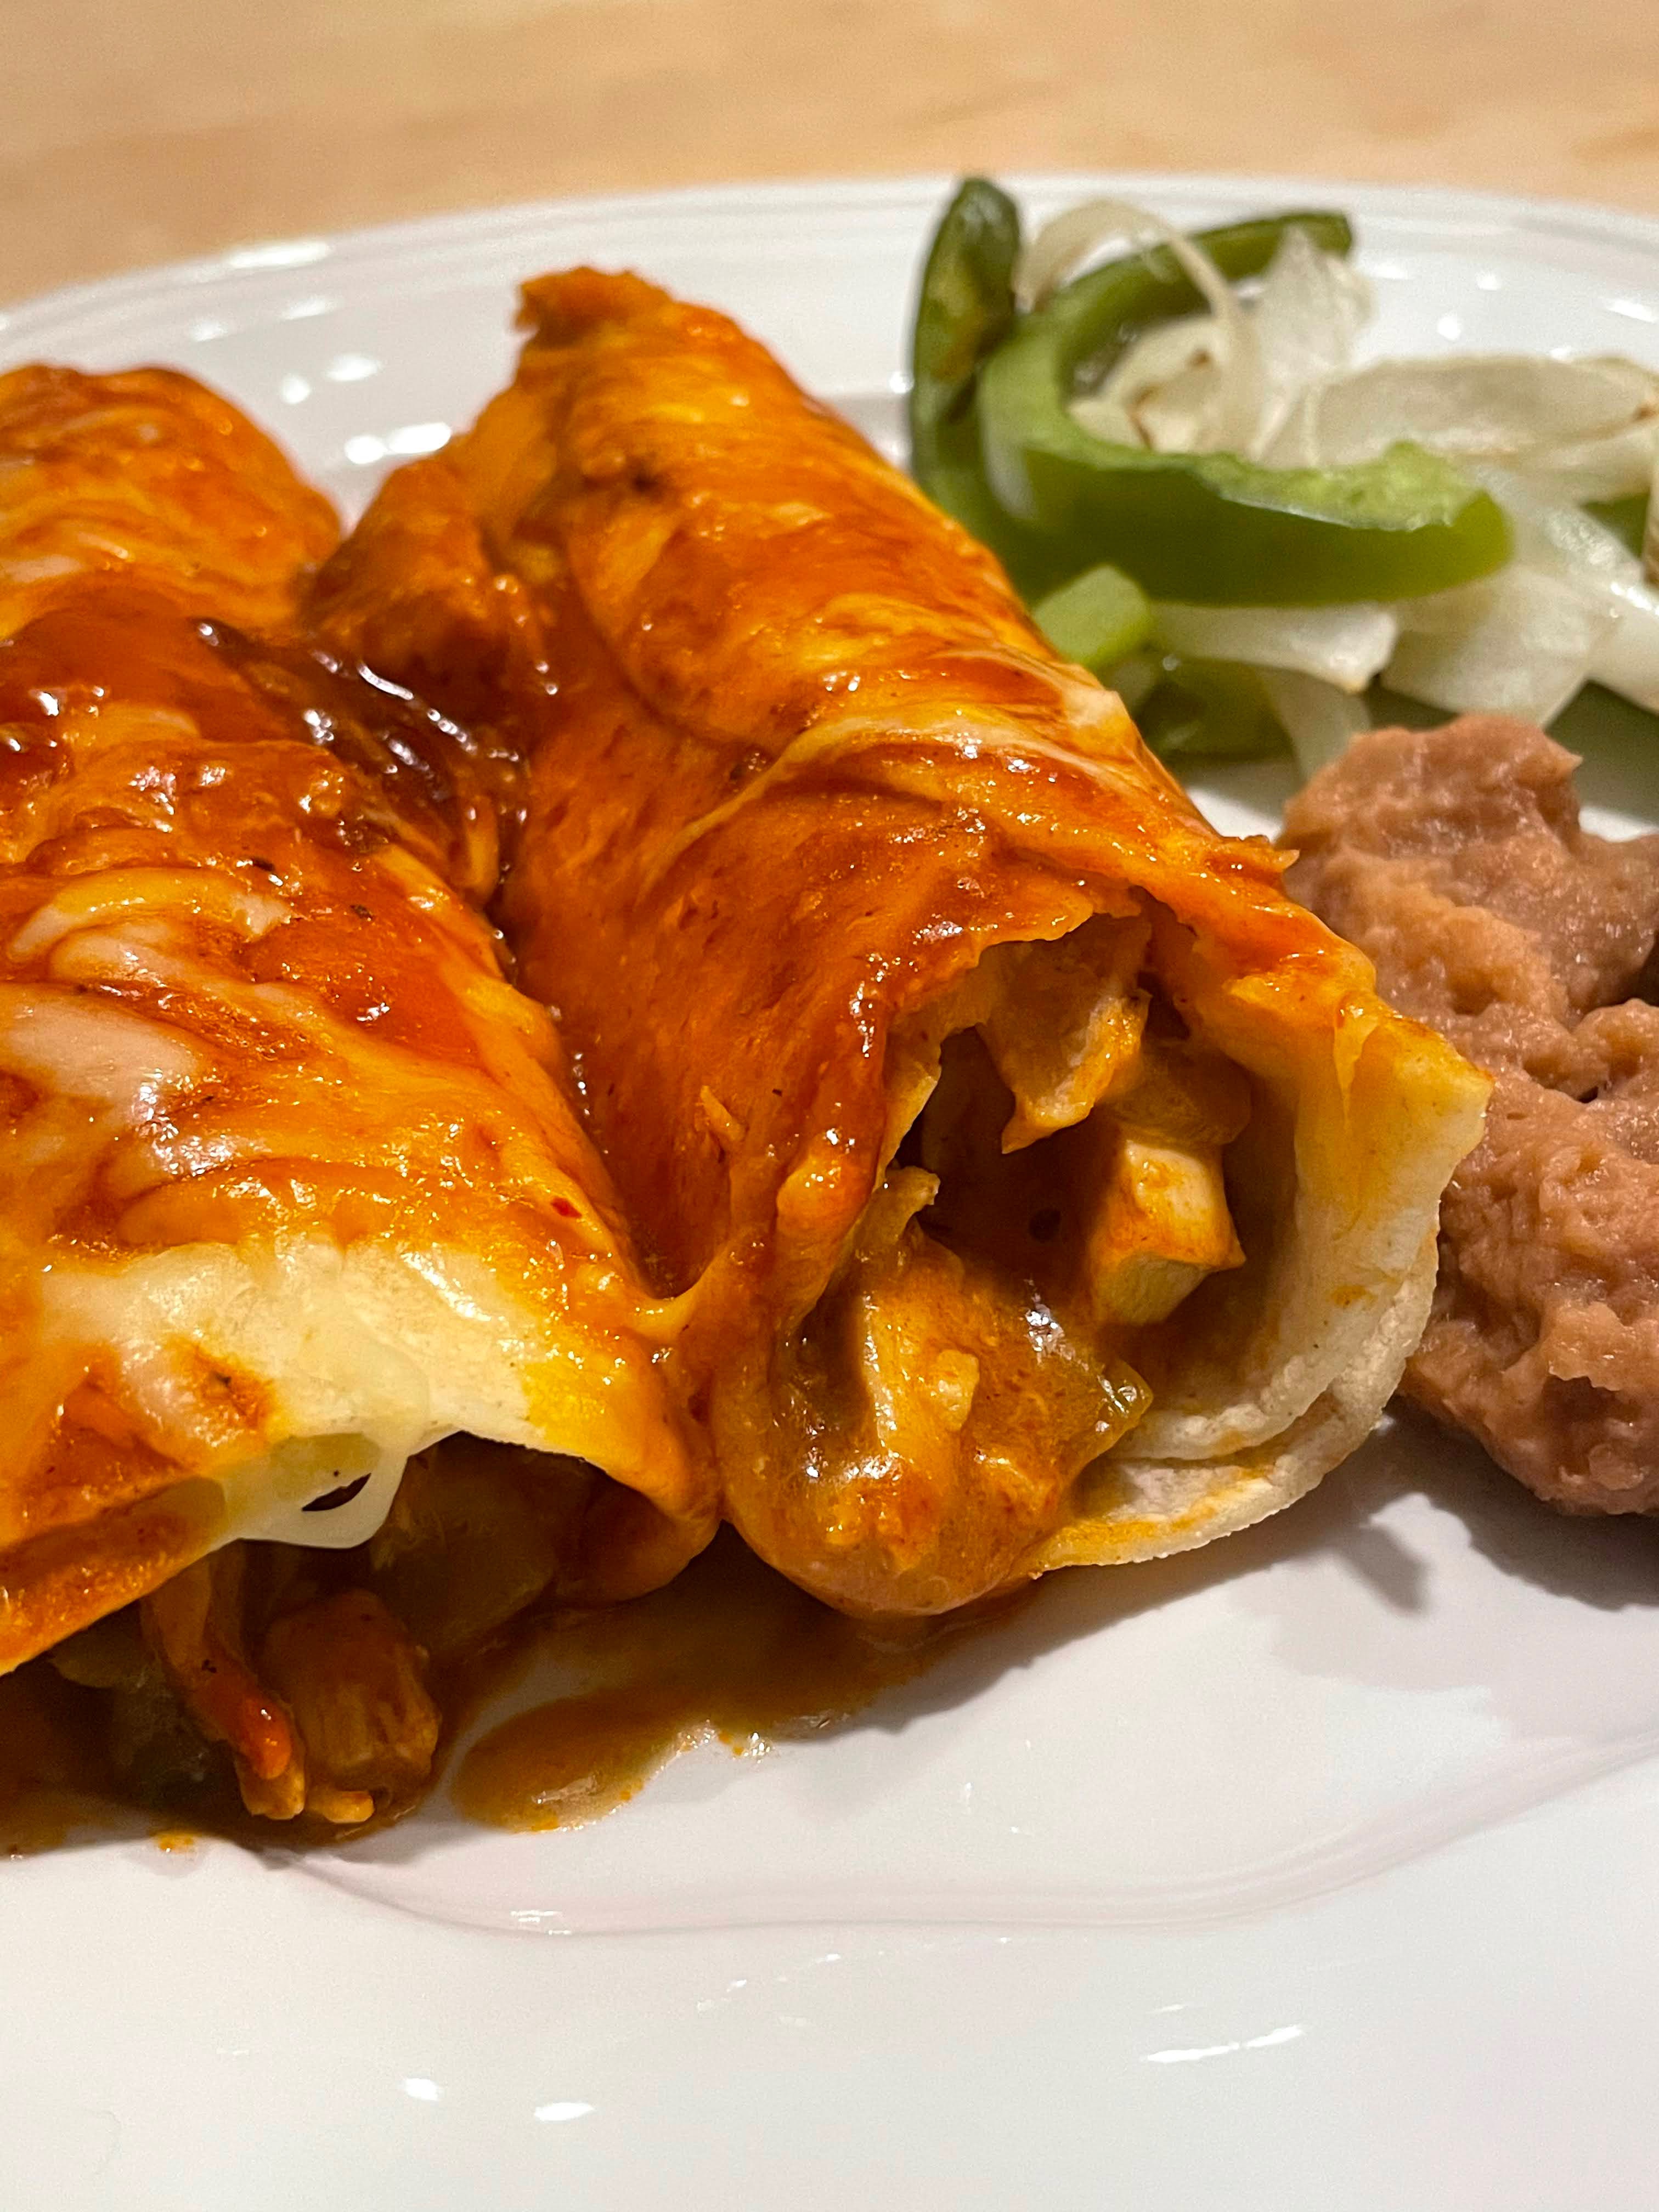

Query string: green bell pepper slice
1030 562 1152 673
1135 656 1292 761
908 178 1078 599
975 211 1514 606
909 176 1020 493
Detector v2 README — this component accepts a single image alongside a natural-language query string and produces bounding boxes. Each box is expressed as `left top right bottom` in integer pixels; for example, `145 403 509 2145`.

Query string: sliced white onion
1516 425 1659 504
1259 668 1372 780
1247 228 1372 458
1389 565 1614 724
1266 353 1659 499
1591 574 1659 713
1072 228 1365 459
1021 198 1262 455
1151 601 1397 692
1469 462 1640 585
1019 198 1236 317
1454 463 1659 715
1075 314 1221 452
1065 386 1146 448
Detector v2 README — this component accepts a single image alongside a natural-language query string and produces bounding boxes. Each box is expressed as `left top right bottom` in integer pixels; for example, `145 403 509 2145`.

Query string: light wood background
7 0 1659 304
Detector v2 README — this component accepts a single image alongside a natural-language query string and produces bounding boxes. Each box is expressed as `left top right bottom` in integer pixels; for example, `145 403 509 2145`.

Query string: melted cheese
0 582 705 1675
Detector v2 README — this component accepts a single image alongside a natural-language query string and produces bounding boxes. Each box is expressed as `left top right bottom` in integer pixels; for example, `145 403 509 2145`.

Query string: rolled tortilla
0 366 707 1688
315 272 1489 1617
0 364 340 640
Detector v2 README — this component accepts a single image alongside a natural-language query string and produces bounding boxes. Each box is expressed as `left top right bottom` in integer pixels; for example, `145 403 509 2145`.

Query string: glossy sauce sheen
313 268 1486 1633
0 591 687 1666
2 325 1487 1840
455 1531 1009 1829
0 363 706 1722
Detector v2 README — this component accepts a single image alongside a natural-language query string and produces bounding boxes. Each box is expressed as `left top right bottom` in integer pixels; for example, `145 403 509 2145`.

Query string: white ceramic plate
6 177 1659 2212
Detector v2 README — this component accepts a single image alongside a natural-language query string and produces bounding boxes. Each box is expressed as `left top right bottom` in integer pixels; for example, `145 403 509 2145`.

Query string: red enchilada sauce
2 1530 1020 1851
452 1530 1002 1831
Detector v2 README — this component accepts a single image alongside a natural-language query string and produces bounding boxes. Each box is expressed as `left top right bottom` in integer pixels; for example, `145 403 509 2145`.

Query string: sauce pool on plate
452 1529 1015 1831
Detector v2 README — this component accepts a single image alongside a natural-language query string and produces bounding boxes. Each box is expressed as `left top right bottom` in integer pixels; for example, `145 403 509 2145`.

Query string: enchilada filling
752 914 1251 1615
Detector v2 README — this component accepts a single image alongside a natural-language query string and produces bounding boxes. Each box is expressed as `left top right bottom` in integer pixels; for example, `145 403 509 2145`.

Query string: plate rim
11 167 1659 348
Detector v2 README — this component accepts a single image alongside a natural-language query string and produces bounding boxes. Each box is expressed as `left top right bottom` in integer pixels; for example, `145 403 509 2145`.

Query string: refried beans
1282 714 1659 1514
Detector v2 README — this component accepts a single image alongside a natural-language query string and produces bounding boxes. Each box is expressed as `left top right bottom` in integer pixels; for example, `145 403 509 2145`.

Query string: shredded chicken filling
36 1439 624 1826
772 914 1251 1611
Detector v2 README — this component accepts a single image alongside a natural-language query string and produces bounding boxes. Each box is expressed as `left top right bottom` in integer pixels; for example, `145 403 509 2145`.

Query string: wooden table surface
7 0 1659 305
